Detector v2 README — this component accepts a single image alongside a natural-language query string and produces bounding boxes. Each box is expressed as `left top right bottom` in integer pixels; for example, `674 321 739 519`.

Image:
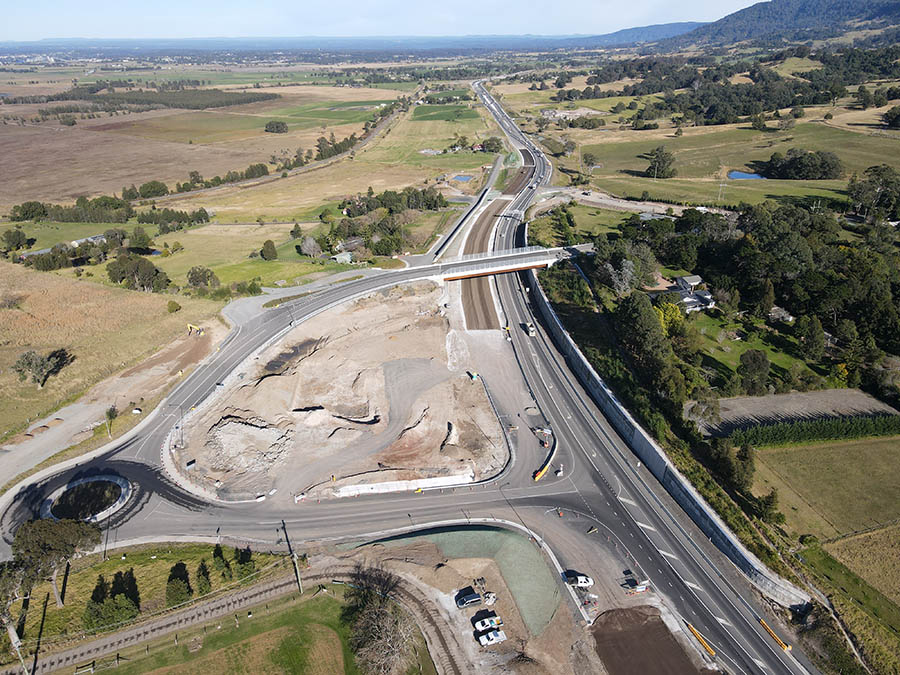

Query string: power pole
281 520 303 595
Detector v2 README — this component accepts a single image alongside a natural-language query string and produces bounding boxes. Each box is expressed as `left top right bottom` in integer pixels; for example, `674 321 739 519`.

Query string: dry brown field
0 261 218 437
826 524 900 607
0 84 406 212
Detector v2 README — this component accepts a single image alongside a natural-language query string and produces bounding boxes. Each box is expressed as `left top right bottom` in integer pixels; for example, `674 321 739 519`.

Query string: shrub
167 300 181 313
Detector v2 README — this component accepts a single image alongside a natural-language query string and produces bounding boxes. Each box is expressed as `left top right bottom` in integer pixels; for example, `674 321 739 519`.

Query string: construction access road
0 79 815 675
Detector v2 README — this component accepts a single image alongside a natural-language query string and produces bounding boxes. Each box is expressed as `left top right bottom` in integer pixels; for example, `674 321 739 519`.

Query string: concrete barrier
526 267 810 608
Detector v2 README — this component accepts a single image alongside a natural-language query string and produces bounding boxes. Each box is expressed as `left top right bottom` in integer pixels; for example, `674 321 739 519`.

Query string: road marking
753 658 768 670
715 616 732 627
636 521 657 532
658 549 679 561
684 581 703 592
619 496 637 506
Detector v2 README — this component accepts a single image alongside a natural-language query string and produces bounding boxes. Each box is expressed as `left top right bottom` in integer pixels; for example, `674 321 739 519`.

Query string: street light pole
281 520 303 595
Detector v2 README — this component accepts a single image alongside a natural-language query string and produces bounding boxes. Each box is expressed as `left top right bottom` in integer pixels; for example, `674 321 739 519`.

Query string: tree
795 314 825 361
165 562 193 607
733 444 755 492
122 185 139 200
107 252 170 292
756 488 783 523
883 106 900 129
738 349 770 396
646 146 676 179
232 546 255 579
757 279 775 317
196 560 212 596
13 519 100 592
13 349 68 388
138 181 169 199
264 120 288 133
290 223 303 239
128 226 153 250
9 201 47 222
855 85 875 110
2 228 27 251
186 266 220 289
300 236 322 257
583 152 598 168
351 603 416 675
105 404 118 438
212 544 232 580
750 113 768 131
481 136 503 153
260 240 278 260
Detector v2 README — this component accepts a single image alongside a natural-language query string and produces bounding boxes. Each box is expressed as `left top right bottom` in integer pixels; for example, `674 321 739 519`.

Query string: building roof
678 274 703 285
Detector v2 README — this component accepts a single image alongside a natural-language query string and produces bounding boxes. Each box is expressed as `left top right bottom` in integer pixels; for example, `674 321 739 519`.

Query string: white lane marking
753 658 768 670
636 521 657 532
619 496 637 506
716 616 733 627
658 549 679 561
684 581 703 592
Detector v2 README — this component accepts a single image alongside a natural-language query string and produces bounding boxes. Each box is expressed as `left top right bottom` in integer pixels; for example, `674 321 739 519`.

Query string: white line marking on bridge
658 549 679 561
716 616 732 627
636 521 657 532
619 496 637 506
684 581 703 592
753 658 768 670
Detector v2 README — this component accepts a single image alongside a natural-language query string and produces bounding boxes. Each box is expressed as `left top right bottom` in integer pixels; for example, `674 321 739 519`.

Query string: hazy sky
3 0 762 41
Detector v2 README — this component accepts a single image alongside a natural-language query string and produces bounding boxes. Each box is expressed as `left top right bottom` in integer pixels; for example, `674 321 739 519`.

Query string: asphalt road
460 198 511 330
0 81 815 675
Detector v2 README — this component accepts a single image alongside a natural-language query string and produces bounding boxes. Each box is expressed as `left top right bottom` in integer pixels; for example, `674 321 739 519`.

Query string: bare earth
181 282 506 498
701 388 899 436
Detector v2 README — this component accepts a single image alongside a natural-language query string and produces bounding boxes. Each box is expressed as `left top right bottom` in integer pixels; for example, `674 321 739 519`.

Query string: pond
728 170 766 180
452 175 473 182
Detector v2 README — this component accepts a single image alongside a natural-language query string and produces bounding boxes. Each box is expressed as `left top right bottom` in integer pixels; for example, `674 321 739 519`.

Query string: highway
0 81 814 675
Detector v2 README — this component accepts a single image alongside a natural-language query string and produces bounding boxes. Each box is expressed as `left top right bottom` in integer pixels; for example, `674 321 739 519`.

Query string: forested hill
563 22 707 48
662 0 900 47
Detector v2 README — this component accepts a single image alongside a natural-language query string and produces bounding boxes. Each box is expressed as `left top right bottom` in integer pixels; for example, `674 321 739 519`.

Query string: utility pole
281 520 303 595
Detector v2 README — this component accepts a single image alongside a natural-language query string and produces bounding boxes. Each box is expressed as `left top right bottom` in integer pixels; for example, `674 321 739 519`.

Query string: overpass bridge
435 244 591 281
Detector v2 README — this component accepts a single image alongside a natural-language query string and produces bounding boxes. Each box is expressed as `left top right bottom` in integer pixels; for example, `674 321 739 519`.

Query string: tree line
731 414 900 447
10 195 134 223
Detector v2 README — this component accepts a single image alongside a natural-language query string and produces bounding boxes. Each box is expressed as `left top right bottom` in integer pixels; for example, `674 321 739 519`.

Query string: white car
566 573 594 588
474 616 503 631
478 630 507 646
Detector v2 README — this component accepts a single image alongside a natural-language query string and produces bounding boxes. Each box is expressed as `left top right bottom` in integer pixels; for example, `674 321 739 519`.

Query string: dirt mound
592 607 700 675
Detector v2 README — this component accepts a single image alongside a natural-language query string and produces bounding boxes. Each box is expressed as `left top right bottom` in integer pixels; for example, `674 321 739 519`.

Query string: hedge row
731 414 900 447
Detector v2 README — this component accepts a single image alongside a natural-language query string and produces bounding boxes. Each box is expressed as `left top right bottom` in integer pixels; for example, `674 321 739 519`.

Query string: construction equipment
187 323 204 336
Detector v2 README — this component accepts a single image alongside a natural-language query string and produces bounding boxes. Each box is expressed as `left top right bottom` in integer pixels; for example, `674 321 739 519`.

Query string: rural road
0 79 814 675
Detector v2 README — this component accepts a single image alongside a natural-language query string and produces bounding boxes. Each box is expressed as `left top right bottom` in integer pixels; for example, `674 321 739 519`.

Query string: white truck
478 630 507 646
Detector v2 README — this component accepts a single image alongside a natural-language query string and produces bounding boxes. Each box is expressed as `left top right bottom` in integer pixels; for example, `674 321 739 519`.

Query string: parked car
565 572 594 588
456 588 482 608
474 615 503 631
478 629 507 646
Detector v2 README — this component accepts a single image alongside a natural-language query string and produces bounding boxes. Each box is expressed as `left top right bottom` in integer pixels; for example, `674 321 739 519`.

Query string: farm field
827 524 900 608
0 85 405 211
7 543 283 646
752 436 900 540
410 103 479 121
359 105 502 173
0 261 218 438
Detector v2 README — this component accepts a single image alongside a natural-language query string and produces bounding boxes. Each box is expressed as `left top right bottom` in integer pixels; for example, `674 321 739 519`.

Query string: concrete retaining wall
527 267 810 608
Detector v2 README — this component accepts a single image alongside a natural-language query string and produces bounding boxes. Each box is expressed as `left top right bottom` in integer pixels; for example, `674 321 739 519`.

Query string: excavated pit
181 282 506 498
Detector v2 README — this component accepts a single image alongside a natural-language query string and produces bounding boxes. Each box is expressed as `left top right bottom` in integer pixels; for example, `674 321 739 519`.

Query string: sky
2 0 762 42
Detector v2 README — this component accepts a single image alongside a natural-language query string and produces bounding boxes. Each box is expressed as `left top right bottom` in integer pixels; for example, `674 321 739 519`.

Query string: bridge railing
441 245 546 265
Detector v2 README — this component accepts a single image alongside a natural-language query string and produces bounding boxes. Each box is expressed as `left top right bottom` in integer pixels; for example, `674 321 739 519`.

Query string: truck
526 322 536 337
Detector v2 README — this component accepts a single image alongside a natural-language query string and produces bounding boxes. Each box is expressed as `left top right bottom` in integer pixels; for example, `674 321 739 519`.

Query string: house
330 251 353 264
675 275 703 293
70 234 106 248
639 212 669 222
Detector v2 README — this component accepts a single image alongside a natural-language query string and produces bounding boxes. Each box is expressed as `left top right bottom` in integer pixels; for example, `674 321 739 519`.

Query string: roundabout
41 474 132 523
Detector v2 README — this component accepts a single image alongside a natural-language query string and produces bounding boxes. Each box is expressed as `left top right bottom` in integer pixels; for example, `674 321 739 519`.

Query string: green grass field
827 524 900 608
106 587 434 675
9 543 284 648
752 436 900 539
528 205 634 246
691 312 816 385
411 104 480 122
263 99 396 126
770 57 823 78
0 221 113 252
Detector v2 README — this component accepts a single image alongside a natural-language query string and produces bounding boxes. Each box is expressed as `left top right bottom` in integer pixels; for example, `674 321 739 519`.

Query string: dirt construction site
181 282 506 498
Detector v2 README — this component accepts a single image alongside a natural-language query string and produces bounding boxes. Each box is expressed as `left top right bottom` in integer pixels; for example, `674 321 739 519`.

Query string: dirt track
460 198 511 330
